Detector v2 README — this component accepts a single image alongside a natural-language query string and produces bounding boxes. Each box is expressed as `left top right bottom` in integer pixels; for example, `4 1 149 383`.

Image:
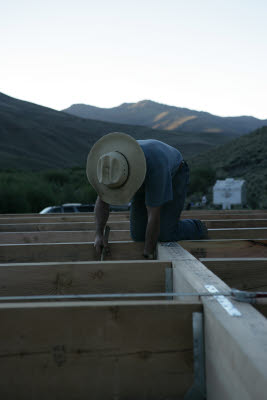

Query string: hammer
101 225 110 261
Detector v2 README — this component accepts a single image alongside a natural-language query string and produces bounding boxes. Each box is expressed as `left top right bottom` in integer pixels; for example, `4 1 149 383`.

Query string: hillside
0 92 241 170
63 100 267 135
189 126 267 208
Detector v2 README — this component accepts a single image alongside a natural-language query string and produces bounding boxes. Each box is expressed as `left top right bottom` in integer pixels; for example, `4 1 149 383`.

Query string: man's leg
159 162 208 241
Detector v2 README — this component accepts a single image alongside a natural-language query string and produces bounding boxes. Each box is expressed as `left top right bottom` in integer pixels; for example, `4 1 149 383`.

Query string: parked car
40 203 95 214
40 202 131 214
110 203 131 211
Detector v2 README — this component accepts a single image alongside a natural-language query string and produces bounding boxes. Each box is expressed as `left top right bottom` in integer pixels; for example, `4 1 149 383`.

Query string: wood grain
0 260 170 296
158 243 267 400
180 239 267 258
0 300 202 400
0 241 145 263
200 258 267 291
0 230 131 244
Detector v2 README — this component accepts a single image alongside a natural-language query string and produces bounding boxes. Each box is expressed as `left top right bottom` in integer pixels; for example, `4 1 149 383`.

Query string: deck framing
0 210 266 399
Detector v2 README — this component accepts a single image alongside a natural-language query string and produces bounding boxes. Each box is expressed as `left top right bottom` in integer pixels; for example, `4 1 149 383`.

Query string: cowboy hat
86 132 146 205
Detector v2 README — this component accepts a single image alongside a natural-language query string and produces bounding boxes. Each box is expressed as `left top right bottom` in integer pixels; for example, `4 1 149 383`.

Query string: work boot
194 220 209 239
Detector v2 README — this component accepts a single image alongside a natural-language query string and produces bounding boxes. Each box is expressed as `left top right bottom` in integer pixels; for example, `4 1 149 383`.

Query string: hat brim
86 132 146 205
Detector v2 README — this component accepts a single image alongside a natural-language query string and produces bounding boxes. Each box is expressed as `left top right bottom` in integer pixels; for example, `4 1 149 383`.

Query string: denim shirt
136 139 183 207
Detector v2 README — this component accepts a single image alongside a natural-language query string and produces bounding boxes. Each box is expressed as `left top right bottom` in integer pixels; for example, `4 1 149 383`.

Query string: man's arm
143 206 161 258
94 196 110 257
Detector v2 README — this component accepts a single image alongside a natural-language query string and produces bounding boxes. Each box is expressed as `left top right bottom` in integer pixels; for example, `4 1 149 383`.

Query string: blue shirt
136 139 183 207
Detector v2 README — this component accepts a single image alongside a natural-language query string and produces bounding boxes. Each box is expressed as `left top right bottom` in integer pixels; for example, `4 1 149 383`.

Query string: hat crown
97 151 129 188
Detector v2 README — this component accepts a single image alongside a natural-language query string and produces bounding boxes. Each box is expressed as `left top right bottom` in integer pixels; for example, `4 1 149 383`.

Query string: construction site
0 209 266 399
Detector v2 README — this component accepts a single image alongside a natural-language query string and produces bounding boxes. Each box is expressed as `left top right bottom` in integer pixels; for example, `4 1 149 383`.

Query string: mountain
63 100 267 135
0 92 243 170
189 126 267 208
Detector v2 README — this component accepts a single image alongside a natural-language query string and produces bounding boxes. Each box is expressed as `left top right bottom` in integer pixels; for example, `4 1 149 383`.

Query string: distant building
213 178 246 209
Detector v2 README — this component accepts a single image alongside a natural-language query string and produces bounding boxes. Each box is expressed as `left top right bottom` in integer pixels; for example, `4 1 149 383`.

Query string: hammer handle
101 225 110 261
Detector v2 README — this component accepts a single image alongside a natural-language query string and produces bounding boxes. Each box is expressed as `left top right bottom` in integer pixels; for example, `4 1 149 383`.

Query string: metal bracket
184 312 206 400
165 267 173 300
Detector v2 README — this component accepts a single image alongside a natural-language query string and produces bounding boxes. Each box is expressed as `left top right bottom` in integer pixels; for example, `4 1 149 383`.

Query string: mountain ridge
0 92 242 170
63 99 267 135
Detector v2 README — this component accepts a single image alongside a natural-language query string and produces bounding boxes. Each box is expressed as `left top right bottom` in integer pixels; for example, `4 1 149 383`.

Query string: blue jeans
130 162 206 241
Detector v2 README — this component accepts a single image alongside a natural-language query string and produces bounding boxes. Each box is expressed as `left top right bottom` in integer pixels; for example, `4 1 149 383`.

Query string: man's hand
94 233 111 259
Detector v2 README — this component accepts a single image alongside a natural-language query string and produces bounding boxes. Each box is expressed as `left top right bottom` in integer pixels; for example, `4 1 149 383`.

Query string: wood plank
1 219 267 233
200 258 267 291
158 243 267 400
180 239 267 258
0 260 170 296
182 210 267 214
0 214 130 224
205 219 267 228
0 221 130 232
0 241 144 263
0 230 131 244
0 300 202 400
208 227 267 239
182 213 267 220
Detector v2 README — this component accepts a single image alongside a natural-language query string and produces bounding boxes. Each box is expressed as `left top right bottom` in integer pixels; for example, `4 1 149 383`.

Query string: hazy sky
1 0 267 118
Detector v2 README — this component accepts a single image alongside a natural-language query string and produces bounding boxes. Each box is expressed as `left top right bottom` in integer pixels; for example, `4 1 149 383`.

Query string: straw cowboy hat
86 132 147 205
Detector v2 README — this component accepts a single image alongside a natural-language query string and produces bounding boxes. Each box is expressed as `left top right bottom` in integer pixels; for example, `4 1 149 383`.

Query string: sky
1 0 267 119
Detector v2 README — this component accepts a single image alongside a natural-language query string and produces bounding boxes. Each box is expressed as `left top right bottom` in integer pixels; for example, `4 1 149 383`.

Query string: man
86 132 208 259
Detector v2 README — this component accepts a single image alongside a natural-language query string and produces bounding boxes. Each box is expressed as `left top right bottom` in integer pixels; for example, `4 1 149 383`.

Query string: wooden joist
158 243 267 400
0 300 201 400
0 230 131 244
2 227 267 244
1 218 266 233
0 241 144 263
182 213 267 220
0 260 170 297
205 219 267 228
0 221 130 232
180 239 267 258
208 227 267 239
0 214 130 224
1 210 266 224
200 258 267 291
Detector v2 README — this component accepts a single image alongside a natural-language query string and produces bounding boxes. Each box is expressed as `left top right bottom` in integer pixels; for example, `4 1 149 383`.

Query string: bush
43 170 70 185
188 166 216 195
0 168 96 213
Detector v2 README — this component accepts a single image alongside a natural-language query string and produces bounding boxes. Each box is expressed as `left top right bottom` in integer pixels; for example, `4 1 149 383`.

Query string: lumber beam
200 258 267 291
158 243 267 400
205 219 267 228
0 221 130 232
0 230 131 244
1 219 267 233
0 300 201 400
0 260 170 297
182 213 267 220
180 239 267 258
0 241 144 263
0 214 130 224
208 227 267 239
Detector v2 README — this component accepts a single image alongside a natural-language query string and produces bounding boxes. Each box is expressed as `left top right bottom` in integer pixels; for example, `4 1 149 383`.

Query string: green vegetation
1 126 266 213
0 168 97 213
188 126 267 209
